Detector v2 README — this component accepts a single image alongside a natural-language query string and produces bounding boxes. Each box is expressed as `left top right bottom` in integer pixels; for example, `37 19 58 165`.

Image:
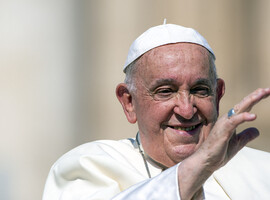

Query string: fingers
218 112 257 137
221 87 268 159
234 88 270 114
213 87 269 142
223 87 269 133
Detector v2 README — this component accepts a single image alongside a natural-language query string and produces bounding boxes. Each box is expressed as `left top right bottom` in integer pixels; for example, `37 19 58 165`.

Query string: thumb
236 127 260 149
227 127 259 160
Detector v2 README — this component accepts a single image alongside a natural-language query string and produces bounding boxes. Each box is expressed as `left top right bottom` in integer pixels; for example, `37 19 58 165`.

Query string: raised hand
178 88 270 200
200 88 270 171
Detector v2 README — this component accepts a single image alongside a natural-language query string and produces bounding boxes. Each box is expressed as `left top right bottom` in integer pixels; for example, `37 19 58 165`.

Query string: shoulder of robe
50 138 145 182
213 147 270 199
57 139 137 160
231 146 270 167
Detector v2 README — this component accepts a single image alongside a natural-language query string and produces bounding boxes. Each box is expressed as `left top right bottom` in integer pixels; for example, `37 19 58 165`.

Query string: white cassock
43 137 270 200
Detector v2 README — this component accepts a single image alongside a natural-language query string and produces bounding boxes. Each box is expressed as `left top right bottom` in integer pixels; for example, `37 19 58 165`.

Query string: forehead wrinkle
135 43 213 86
142 45 182 69
147 44 209 70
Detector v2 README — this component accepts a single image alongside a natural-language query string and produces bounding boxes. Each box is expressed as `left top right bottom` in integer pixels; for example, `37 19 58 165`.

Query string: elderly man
43 24 270 200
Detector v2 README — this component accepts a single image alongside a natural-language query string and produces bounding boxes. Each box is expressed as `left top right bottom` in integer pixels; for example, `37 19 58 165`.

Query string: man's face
130 43 223 167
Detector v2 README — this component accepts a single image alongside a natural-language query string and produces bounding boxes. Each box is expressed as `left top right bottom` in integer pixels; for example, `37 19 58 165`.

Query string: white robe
42 138 270 200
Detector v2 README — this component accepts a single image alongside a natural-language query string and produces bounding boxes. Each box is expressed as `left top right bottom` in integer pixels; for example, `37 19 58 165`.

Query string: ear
116 83 137 124
215 78 225 115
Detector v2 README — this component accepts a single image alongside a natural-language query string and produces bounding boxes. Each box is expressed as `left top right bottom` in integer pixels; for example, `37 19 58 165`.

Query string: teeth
174 125 196 131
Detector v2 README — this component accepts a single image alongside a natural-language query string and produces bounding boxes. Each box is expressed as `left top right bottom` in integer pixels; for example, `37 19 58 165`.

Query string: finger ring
228 108 236 118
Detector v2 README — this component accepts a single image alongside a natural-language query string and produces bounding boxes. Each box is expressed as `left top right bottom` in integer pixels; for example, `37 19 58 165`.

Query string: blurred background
0 0 269 199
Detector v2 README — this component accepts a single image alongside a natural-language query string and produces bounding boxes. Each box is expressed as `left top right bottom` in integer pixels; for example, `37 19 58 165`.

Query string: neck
136 132 168 171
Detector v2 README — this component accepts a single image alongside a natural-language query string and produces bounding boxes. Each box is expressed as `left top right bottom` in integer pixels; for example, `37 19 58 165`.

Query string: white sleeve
112 163 181 200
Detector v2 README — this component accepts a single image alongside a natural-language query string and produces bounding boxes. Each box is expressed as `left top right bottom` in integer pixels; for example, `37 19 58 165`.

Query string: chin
167 145 197 165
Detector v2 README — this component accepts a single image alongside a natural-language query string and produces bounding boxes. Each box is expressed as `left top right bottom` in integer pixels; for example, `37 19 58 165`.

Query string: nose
173 91 197 120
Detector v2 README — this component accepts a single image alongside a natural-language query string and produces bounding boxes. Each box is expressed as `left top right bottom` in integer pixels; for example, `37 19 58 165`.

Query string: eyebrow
151 78 212 87
147 77 213 93
193 78 212 86
152 78 177 86
148 78 178 90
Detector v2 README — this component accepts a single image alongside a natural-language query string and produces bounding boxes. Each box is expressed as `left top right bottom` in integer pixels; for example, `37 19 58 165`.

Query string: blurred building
0 1 269 199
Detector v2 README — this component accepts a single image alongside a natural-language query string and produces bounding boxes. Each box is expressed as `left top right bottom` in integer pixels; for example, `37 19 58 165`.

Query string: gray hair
124 57 139 93
124 52 218 93
208 53 218 88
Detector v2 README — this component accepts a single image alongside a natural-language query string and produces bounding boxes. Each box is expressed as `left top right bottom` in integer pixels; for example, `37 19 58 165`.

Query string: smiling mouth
169 124 201 132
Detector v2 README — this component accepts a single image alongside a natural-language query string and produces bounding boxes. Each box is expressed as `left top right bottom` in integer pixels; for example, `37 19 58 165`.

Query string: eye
152 87 176 100
190 86 212 97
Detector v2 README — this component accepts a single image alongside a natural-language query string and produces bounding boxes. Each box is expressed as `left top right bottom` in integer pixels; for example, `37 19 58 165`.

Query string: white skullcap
123 23 215 73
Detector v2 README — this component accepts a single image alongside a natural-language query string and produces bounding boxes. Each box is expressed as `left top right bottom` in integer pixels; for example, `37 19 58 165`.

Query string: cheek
135 100 173 131
197 97 217 120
